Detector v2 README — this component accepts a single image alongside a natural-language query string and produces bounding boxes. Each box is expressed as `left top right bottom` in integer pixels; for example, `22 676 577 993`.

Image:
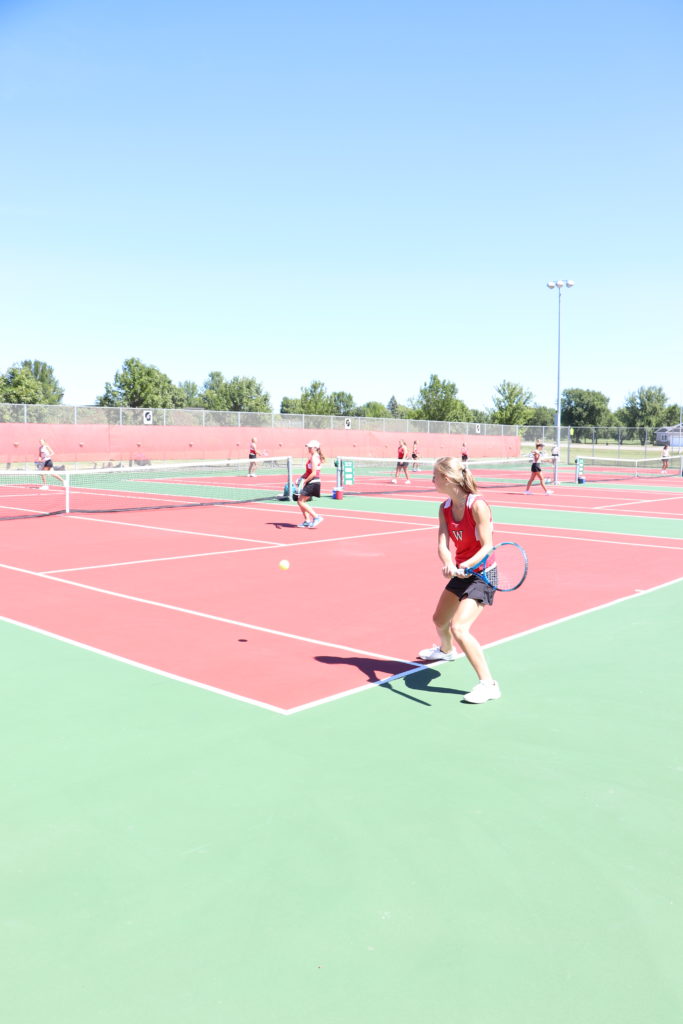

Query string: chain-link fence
0 404 675 461
0 404 519 435
520 424 677 461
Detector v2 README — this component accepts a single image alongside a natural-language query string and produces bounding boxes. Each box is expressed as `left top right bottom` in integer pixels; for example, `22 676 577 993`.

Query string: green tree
280 396 302 414
299 380 334 414
620 385 670 429
201 373 271 411
0 365 44 404
528 405 556 426
489 381 534 425
19 360 64 403
353 401 389 418
97 358 184 408
200 372 231 410
664 402 681 427
328 391 355 416
412 374 469 422
176 380 202 407
387 394 414 419
561 388 611 427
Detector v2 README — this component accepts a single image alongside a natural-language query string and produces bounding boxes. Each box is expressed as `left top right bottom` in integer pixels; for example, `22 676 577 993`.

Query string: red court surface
1 499 681 712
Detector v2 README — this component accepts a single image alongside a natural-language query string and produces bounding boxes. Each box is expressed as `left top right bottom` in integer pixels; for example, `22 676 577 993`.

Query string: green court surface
3 576 683 1023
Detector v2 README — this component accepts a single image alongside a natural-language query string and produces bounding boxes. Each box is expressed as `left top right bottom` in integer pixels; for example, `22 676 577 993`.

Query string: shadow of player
315 655 452 706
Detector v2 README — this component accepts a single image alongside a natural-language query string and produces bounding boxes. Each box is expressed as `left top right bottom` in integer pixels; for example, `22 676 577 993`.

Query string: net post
286 456 293 500
65 471 71 514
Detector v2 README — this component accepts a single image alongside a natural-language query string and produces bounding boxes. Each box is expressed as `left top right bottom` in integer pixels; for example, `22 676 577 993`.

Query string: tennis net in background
336 456 535 495
575 455 682 483
0 457 293 520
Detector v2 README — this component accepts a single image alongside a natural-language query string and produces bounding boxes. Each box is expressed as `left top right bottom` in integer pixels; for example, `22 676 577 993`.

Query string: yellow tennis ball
278 559 290 571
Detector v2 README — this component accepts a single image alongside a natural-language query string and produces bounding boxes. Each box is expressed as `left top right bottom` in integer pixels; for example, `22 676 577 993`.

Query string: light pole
546 279 574 484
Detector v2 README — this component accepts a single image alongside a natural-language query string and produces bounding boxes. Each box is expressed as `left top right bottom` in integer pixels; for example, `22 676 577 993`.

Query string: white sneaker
297 521 310 527
391 479 397 484
418 645 456 662
463 680 501 704
39 485 49 490
523 490 531 494
545 490 554 495
309 515 323 528
404 479 411 484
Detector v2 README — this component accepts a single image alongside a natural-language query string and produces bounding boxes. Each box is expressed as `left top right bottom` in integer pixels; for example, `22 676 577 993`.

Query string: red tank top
306 456 320 479
398 445 406 459
442 494 491 566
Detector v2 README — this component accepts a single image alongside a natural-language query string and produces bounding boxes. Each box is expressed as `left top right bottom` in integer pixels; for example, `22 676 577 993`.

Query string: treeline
1 358 680 429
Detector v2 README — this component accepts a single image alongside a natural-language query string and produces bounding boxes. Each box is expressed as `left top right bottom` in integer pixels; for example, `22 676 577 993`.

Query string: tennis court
3 457 683 1022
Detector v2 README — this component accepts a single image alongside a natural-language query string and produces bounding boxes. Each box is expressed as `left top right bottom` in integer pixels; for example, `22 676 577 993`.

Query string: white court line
69 505 433 529
68 515 284 542
594 495 683 512
0 560 421 667
0 563 681 716
492 525 683 551
41 524 433 574
494 519 683 541
0 613 287 714
43 544 290 574
295 575 683 713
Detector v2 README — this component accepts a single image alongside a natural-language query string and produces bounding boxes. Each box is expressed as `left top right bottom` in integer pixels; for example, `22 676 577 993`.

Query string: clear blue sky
1 0 681 414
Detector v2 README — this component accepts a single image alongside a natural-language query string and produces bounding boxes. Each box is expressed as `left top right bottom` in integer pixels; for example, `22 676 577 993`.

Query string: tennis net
575 455 682 483
0 457 293 520
335 456 535 495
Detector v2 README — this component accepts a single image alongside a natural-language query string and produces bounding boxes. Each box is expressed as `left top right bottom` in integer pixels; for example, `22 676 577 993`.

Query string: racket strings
483 546 527 591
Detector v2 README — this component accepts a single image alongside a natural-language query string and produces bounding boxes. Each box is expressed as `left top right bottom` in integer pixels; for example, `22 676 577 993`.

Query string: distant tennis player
37 439 64 489
524 441 553 495
247 437 263 478
297 440 324 528
392 440 410 484
417 456 501 704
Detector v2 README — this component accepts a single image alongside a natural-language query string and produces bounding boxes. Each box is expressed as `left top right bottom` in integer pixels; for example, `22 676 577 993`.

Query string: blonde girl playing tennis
37 439 65 489
297 440 325 528
247 437 263 478
417 456 501 704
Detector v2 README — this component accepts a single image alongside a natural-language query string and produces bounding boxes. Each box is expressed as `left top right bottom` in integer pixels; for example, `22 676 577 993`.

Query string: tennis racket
464 542 528 592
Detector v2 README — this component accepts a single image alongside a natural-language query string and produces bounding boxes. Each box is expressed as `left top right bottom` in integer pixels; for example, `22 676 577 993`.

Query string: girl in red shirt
297 440 325 528
247 437 263 478
417 455 501 703
392 440 410 484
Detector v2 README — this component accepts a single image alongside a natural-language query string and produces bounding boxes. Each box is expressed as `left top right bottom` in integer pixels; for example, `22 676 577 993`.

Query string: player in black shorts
524 441 553 495
297 440 325 528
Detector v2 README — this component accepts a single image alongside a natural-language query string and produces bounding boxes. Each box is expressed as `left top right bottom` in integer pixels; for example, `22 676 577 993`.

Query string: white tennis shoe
418 645 456 662
463 680 501 703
